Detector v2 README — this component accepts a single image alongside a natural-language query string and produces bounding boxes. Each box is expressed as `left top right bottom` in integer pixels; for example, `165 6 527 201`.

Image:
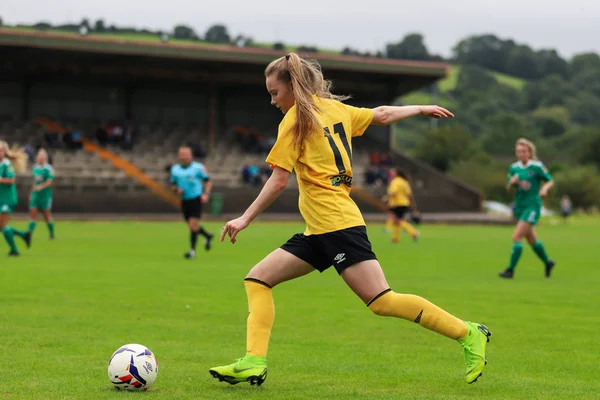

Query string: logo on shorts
334 253 346 264
1 205 8 212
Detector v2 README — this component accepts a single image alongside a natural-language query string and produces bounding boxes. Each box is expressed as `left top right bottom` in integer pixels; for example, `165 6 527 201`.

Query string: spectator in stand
369 151 380 166
96 124 108 145
24 143 35 165
63 128 83 151
380 152 393 167
44 130 61 149
110 123 124 144
122 120 135 150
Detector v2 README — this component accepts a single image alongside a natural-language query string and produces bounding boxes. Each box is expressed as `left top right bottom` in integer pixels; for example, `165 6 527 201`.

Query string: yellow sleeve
265 114 300 172
345 104 374 137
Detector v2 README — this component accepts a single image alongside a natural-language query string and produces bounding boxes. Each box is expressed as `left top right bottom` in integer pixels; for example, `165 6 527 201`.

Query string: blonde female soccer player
499 138 555 279
28 148 56 239
0 141 31 256
383 168 419 242
210 53 491 386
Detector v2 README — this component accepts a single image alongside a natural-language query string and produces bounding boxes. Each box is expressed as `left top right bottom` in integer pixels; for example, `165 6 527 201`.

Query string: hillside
400 65 526 107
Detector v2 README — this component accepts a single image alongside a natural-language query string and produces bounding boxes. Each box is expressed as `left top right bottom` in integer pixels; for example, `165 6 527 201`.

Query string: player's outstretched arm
221 166 290 244
371 105 454 126
540 180 554 198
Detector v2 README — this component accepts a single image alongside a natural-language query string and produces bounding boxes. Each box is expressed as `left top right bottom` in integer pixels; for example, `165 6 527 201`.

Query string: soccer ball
108 344 158 391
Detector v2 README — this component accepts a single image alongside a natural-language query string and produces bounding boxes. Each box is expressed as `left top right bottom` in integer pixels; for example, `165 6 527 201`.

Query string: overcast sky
1 0 599 59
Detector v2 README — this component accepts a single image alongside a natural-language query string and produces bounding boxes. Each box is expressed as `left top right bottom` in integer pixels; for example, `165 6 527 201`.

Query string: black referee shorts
181 197 203 221
390 206 409 219
280 226 377 274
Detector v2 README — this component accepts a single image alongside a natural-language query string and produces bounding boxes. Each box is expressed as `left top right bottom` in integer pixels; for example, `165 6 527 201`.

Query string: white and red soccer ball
108 344 158 391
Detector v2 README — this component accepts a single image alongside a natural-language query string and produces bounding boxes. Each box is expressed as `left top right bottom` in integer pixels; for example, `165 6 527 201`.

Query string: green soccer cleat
209 355 267 386
457 322 492 384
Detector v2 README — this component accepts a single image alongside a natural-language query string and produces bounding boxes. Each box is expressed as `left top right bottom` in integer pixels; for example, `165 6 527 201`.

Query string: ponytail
0 141 28 173
265 52 350 148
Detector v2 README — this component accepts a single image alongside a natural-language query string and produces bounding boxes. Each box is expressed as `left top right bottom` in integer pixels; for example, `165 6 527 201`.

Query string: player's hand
33 185 40 192
200 193 210 204
176 188 183 195
221 216 250 244
420 105 454 119
509 175 519 186
539 188 548 198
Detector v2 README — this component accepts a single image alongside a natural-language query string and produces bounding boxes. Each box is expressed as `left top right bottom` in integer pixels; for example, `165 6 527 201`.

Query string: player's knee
512 232 523 242
368 291 394 316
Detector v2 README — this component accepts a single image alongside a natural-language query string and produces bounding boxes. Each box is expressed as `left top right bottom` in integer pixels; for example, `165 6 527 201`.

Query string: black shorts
390 206 409 219
280 226 377 274
181 197 202 220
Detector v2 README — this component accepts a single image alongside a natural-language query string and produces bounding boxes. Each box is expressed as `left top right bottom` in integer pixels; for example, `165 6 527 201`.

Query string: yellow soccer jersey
266 97 374 235
387 177 412 207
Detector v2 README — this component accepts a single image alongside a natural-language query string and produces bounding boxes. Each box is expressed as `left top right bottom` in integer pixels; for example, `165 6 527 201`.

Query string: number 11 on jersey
324 122 352 175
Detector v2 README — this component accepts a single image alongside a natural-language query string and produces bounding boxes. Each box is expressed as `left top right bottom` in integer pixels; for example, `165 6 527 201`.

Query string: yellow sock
400 220 417 237
368 290 467 339
392 223 400 241
245 279 274 357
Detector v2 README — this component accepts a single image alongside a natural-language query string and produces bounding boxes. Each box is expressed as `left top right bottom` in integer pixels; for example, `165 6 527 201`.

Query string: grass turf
0 217 598 399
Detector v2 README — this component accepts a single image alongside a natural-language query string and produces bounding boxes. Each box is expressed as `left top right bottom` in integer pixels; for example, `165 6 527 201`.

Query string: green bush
449 158 511 203
550 165 600 210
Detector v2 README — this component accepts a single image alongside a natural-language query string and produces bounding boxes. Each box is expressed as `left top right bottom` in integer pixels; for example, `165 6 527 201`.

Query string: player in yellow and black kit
210 53 491 387
384 168 419 242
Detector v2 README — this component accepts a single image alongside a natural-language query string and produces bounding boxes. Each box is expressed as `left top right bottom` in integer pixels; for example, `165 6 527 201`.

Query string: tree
536 49 569 79
204 24 230 44
552 165 600 209
540 75 574 107
94 19 105 33
234 35 253 47
415 124 472 172
453 34 514 74
386 33 430 60
80 18 91 31
571 69 600 98
481 112 538 156
570 53 600 77
33 22 53 30
173 25 198 40
567 92 600 125
506 45 540 79
453 64 497 95
272 42 285 51
575 127 600 170
341 47 362 56
0 16 4 27
297 46 318 53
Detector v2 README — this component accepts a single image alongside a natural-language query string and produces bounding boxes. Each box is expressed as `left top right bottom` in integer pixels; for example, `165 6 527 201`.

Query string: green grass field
1 217 599 399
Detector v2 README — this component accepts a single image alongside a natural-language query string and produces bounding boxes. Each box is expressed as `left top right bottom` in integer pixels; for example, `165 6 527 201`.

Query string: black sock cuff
244 278 272 289
366 288 392 307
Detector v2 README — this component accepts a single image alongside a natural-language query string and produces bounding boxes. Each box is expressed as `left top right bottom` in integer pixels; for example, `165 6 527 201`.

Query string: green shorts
0 203 13 214
515 207 541 226
30 193 53 210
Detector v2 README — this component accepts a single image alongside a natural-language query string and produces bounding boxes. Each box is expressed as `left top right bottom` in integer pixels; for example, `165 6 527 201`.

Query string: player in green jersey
499 138 555 279
0 141 31 256
28 149 55 239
